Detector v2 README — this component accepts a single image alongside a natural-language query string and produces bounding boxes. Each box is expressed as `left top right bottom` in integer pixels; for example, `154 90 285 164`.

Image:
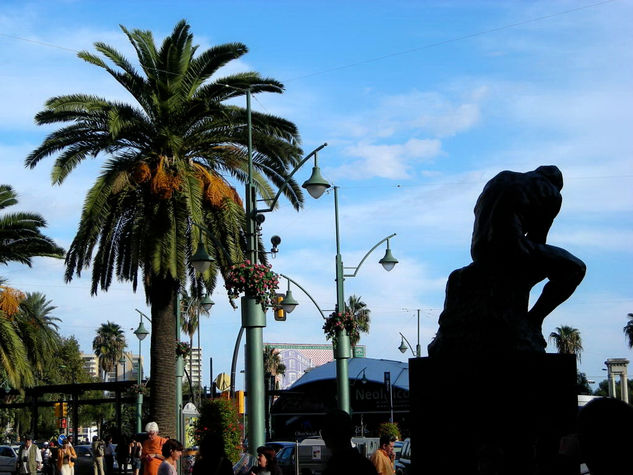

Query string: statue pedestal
409 353 577 475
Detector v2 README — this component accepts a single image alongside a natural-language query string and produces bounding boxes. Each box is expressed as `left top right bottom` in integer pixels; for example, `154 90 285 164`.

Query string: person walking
57 439 76 475
320 410 377 475
141 422 168 475
157 440 183 475
104 436 115 475
249 446 281 475
115 436 130 475
129 437 142 475
192 434 233 475
91 435 106 475
370 435 395 475
17 435 42 475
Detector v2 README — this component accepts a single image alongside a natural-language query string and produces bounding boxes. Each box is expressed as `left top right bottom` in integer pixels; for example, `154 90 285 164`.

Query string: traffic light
61 402 68 417
54 402 61 418
236 390 245 415
274 294 285 321
60 418 67 429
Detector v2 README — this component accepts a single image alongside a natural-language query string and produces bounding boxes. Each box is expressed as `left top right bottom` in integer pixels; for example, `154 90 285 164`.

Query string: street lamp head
379 247 398 272
119 355 127 365
191 240 213 274
302 152 330 199
201 294 215 312
281 289 299 314
134 321 150 341
398 336 408 354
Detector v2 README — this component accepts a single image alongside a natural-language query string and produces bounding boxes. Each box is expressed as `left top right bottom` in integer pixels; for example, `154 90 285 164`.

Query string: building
185 347 203 388
80 352 143 382
265 343 366 390
271 357 409 440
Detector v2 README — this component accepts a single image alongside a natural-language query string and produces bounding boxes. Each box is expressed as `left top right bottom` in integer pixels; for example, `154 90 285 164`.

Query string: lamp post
398 309 421 357
134 309 150 434
190 82 329 453
326 185 398 413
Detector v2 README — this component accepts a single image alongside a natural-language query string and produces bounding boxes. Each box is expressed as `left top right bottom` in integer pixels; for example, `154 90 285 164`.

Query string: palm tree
25 20 303 435
263 345 286 389
0 284 31 388
549 325 583 361
624 313 633 349
93 322 126 381
14 292 61 376
0 185 64 267
346 295 371 352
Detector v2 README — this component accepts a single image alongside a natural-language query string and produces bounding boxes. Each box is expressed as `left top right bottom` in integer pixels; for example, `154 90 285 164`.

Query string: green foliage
225 262 279 307
192 398 242 463
576 371 592 395
624 313 633 349
93 321 126 377
378 421 401 441
346 295 371 348
549 325 583 361
594 378 633 399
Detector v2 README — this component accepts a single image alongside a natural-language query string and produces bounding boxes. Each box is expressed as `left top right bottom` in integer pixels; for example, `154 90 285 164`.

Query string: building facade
265 343 366 389
81 352 143 382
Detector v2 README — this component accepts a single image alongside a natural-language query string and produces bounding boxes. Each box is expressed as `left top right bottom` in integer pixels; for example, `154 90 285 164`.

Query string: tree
594 378 633 399
0 185 64 267
14 292 61 376
26 20 303 436
347 295 371 350
624 313 633 349
93 322 126 380
263 345 285 439
549 325 583 361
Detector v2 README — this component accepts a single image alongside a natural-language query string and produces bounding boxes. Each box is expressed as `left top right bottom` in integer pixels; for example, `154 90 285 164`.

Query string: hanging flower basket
224 260 279 307
176 341 191 358
127 383 149 396
323 310 358 341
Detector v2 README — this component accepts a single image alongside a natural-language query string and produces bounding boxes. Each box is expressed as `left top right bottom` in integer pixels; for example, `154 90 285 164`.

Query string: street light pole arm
344 233 397 277
257 143 328 213
135 309 152 324
278 273 327 319
399 332 416 357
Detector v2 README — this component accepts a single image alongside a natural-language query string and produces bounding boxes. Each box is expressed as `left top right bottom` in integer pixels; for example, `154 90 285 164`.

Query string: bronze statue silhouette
429 166 586 356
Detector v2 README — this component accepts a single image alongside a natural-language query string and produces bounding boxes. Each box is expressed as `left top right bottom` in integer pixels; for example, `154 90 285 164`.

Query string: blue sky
1 0 631 390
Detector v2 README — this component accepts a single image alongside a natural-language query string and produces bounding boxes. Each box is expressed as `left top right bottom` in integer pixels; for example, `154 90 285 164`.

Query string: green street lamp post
328 186 398 413
134 309 150 434
190 82 329 454
398 309 422 357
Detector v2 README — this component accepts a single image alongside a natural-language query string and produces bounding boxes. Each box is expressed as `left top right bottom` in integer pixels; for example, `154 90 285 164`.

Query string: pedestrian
320 410 377 475
48 441 59 475
91 435 106 475
370 435 395 475
17 435 42 475
249 446 281 475
41 442 52 475
129 437 142 475
66 437 77 475
192 434 233 475
104 436 115 475
142 422 168 475
115 436 130 475
57 439 76 475
157 440 183 475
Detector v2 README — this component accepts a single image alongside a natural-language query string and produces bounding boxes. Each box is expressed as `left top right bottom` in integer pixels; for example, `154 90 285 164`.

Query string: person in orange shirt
57 439 77 475
370 435 395 475
142 422 168 475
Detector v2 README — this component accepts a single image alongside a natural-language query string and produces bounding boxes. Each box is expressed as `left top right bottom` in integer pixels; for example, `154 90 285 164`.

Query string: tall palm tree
263 345 286 388
0 185 65 267
14 292 61 376
25 20 303 435
93 322 126 381
549 325 583 361
346 295 371 351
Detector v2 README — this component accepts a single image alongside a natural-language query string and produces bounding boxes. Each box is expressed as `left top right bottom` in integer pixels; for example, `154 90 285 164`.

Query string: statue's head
535 165 563 191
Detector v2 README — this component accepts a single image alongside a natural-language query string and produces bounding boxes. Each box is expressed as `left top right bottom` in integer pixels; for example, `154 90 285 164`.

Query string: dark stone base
409 353 577 475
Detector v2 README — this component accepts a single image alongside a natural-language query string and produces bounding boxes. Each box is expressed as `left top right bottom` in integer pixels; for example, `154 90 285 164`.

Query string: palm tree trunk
148 276 179 438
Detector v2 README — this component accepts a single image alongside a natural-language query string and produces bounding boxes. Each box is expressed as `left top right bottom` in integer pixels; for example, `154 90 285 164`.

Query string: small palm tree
14 292 61 376
263 345 286 389
624 313 633 349
549 325 583 361
347 295 371 351
93 321 126 381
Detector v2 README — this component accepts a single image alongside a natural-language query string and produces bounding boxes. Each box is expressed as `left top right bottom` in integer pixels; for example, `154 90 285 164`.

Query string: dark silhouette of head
578 397 633 475
320 409 354 453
